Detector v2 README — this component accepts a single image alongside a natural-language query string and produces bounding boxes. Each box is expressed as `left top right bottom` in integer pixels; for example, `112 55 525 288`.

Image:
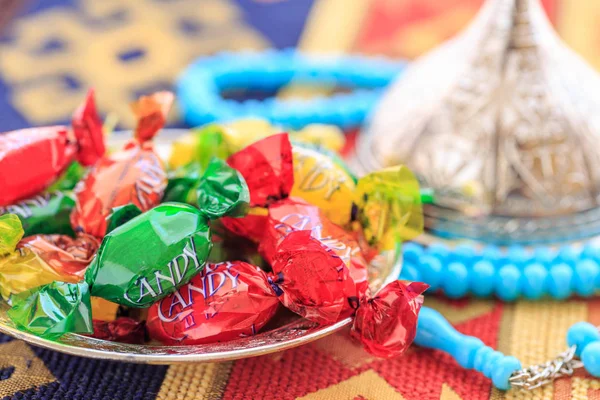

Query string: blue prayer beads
400 242 600 300
415 307 521 390
415 312 600 389
567 322 600 377
177 49 405 130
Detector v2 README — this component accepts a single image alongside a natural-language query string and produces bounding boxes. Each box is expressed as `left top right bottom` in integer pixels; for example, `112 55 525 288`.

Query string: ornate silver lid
352 0 600 245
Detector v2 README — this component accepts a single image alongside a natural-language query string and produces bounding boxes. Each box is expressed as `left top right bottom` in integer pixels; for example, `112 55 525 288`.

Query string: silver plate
0 129 401 364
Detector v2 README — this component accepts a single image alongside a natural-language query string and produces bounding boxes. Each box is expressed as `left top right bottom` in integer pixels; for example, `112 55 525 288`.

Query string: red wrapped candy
70 91 173 237
223 134 369 298
261 198 369 300
351 280 428 358
0 89 105 206
90 317 146 344
270 230 428 358
147 261 280 345
222 133 428 358
269 230 355 324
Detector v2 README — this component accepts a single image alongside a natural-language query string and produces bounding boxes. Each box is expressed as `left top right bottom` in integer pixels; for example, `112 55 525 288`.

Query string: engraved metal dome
352 0 600 245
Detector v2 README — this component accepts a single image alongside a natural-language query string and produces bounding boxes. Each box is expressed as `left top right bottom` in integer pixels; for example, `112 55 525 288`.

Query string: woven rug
3 1 600 399
1 297 599 399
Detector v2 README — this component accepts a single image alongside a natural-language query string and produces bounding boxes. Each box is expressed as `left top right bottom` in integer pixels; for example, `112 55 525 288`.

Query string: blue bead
482 351 503 379
583 244 600 261
471 260 495 297
507 246 531 268
567 322 600 357
480 245 503 266
582 342 600 377
428 243 450 264
443 262 469 298
454 336 484 369
403 242 424 264
522 263 548 300
574 260 600 297
420 255 443 291
558 246 581 267
452 244 476 267
473 346 494 372
492 356 521 390
533 247 556 267
401 263 421 282
496 264 521 301
548 263 574 299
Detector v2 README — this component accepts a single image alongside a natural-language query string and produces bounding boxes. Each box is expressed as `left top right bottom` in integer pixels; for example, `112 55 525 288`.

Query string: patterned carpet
3 0 600 399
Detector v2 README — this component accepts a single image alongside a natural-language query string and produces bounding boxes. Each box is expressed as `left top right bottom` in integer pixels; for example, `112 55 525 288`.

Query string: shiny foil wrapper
0 90 104 207
90 317 146 344
0 191 76 237
71 92 174 238
0 214 95 300
18 233 99 279
147 261 279 345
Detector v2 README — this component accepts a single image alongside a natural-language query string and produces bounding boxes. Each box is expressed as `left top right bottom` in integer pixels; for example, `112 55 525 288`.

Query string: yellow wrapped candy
291 145 356 226
292 124 345 153
290 146 423 250
168 118 346 169
0 214 79 300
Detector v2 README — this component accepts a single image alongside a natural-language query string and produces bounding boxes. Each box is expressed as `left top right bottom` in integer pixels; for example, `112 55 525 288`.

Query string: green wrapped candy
163 162 203 204
0 191 75 236
47 162 86 192
7 281 92 340
8 158 250 337
86 202 213 307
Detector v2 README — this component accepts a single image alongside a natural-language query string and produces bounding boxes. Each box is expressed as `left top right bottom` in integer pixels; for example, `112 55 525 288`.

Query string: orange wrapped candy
70 92 173 237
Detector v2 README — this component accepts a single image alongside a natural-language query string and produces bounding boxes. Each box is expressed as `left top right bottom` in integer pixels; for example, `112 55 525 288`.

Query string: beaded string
400 242 600 300
415 308 600 390
176 49 404 130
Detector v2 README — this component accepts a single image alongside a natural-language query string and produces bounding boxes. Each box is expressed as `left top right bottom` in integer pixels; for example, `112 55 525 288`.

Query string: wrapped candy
0 191 76 237
173 126 422 240
168 118 345 170
8 281 93 339
70 91 174 238
0 89 105 206
18 234 99 279
7 159 250 338
48 163 86 192
148 230 426 357
222 134 421 291
89 318 146 344
0 214 96 300
270 230 428 358
258 198 369 299
220 133 427 357
147 261 280 345
83 158 249 308
91 297 120 322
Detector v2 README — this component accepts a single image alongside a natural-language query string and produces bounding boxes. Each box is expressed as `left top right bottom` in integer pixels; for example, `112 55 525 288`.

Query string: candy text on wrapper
293 151 347 200
274 213 358 264
134 153 167 210
123 238 202 304
0 192 62 218
157 261 240 325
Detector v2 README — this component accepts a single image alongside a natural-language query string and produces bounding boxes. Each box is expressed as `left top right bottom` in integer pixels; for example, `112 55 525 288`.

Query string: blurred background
0 0 598 131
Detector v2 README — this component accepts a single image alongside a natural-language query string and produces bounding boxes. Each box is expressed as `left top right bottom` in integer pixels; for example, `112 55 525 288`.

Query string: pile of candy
0 91 426 358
